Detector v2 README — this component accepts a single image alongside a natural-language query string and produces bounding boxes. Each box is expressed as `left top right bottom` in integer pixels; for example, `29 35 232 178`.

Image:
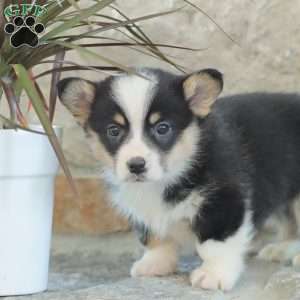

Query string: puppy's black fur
163 93 300 243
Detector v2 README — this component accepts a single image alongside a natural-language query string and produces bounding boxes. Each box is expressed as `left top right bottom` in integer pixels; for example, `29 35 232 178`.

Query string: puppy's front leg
191 189 254 291
131 234 178 277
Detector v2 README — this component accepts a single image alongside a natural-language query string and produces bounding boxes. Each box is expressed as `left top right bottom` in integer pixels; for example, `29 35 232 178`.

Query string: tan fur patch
147 234 163 249
61 80 96 125
165 121 200 179
130 236 178 277
149 112 161 124
183 72 222 117
86 129 114 169
113 113 126 126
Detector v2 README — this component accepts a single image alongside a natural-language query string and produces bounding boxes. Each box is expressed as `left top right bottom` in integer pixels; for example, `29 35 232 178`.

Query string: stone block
54 176 129 234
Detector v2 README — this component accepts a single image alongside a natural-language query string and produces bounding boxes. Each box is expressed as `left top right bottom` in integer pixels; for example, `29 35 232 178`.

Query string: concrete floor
4 233 300 300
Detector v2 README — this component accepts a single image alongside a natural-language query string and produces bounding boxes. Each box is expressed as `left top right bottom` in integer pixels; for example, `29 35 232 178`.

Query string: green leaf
40 0 72 25
65 0 94 27
183 0 239 46
34 60 119 79
66 7 182 43
49 40 137 75
0 85 3 104
107 6 186 72
0 55 12 78
41 0 115 40
12 64 78 197
1 80 17 122
49 50 66 122
110 6 153 46
66 0 81 11
0 114 46 134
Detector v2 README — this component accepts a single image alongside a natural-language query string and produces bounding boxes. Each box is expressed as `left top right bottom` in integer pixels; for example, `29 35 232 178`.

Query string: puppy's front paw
130 252 176 277
190 263 239 291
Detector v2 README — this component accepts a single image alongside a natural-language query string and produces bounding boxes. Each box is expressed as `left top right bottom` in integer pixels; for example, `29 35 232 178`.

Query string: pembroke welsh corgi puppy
57 68 300 291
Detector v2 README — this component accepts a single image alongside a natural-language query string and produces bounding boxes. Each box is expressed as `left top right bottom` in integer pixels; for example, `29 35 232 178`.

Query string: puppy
57 68 300 291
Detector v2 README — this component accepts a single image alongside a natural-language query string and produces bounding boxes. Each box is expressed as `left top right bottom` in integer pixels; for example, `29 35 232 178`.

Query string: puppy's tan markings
86 129 114 168
146 234 163 249
113 113 126 126
131 234 178 277
60 79 96 125
149 112 161 125
183 71 223 117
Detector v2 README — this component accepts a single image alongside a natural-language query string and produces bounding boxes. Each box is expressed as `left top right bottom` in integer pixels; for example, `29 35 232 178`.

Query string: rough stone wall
44 0 300 177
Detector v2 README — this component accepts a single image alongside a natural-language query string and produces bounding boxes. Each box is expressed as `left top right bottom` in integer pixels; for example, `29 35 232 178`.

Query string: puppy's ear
57 77 96 126
183 69 223 117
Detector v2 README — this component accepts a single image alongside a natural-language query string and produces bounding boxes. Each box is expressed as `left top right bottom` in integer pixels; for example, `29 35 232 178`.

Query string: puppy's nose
127 157 146 175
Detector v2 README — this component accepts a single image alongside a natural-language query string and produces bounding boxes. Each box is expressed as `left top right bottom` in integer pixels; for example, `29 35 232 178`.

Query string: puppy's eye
107 124 121 137
155 122 171 135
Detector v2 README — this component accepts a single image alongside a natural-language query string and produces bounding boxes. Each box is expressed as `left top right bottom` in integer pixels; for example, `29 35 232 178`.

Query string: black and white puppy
57 68 300 291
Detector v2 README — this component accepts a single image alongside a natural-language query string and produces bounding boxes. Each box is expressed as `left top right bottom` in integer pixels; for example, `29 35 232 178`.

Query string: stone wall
38 0 300 233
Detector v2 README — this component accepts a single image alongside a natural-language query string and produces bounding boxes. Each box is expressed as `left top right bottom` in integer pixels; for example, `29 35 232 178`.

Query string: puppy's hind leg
258 203 300 263
288 199 300 267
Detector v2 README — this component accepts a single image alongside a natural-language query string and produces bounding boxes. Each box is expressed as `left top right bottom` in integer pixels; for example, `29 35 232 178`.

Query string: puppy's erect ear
183 69 223 117
57 77 96 126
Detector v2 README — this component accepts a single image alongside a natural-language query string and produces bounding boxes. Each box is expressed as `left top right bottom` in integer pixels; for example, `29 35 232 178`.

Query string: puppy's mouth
127 174 147 182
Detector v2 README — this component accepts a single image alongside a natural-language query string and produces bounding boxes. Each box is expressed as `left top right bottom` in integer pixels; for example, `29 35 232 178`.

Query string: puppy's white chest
111 183 166 233
110 183 201 239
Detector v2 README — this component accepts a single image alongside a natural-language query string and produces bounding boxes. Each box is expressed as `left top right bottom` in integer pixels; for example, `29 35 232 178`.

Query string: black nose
127 157 146 175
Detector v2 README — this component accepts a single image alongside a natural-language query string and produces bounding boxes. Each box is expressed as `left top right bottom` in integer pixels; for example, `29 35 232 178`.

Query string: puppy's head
57 68 223 184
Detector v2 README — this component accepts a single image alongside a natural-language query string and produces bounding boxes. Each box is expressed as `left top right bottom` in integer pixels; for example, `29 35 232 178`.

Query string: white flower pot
0 126 62 296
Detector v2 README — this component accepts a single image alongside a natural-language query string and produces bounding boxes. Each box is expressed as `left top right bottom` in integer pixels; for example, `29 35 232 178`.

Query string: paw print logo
4 16 45 48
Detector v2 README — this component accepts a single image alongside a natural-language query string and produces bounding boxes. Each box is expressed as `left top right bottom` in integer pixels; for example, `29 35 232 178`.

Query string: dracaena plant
0 0 232 193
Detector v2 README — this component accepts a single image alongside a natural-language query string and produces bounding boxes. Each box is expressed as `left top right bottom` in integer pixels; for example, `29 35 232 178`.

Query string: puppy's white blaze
112 73 163 180
115 133 163 181
192 212 254 291
112 72 157 128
